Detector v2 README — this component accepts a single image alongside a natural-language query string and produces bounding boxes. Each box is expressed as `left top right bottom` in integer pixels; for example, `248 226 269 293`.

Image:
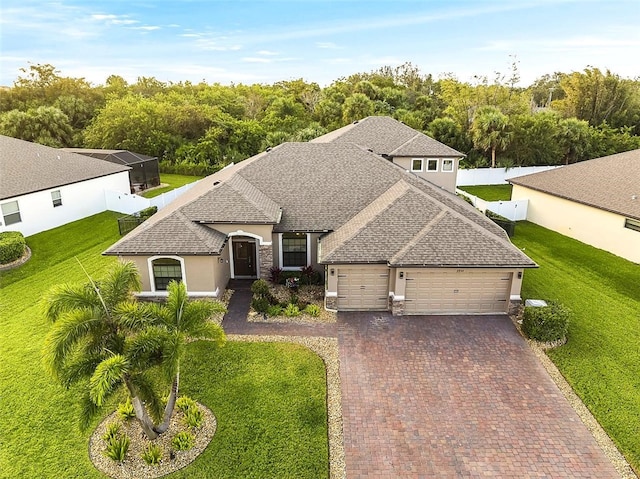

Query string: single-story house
510 149 640 264
105 118 535 315
311 116 464 193
0 135 131 237
62 148 160 193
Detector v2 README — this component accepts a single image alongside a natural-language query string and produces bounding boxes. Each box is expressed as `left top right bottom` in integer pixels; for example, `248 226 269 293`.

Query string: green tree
342 93 374 123
427 117 471 155
0 106 73 147
471 106 511 168
556 117 591 164
506 112 562 166
41 263 225 439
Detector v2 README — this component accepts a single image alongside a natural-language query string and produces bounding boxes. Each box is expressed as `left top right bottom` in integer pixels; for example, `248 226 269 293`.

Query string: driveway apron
338 312 620 478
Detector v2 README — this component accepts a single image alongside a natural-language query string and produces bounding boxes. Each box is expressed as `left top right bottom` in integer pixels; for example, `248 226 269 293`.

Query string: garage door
404 269 512 314
337 267 390 311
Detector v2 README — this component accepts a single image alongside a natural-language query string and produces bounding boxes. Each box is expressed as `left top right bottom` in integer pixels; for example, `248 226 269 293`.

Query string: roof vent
632 195 638 200
352 120 359 124
367 148 373 152
265 147 272 152
213 181 220 186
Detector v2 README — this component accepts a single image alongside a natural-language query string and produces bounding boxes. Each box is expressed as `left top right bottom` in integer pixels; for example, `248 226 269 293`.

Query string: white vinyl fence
105 181 200 215
456 166 562 186
456 189 528 221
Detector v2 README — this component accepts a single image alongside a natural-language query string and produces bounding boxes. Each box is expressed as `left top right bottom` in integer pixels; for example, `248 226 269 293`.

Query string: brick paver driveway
338 312 619 478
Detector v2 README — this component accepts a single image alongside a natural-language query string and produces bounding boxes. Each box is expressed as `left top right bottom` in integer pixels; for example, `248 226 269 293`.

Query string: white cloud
132 26 162 31
257 50 279 56
316 42 340 49
242 57 272 63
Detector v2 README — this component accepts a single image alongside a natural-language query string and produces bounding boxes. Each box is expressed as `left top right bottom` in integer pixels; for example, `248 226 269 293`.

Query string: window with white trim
1 201 21 225
51 190 62 207
411 158 423 172
442 159 453 172
152 258 183 290
282 232 307 268
426 159 438 171
624 218 640 232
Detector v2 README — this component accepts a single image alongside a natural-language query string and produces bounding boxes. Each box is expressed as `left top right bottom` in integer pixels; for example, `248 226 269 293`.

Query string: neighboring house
105 121 535 315
0 136 131 237
62 148 160 193
311 116 464 193
510 149 640 264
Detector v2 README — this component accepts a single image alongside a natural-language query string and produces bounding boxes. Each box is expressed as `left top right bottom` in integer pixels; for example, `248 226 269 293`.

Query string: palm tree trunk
155 373 179 434
491 147 496 168
131 395 159 439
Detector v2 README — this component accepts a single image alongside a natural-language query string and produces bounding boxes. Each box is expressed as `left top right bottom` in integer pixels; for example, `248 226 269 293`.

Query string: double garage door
404 269 513 314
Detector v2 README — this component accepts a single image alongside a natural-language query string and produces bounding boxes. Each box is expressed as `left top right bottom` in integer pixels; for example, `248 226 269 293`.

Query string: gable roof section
180 174 281 224
106 210 228 256
61 148 157 165
0 135 130 200
311 116 463 157
509 149 640 220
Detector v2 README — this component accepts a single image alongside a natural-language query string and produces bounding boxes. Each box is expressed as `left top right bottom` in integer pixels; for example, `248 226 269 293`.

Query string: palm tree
42 262 226 439
471 106 511 168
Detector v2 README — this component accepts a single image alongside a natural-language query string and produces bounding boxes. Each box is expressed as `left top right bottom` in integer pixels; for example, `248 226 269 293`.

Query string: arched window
152 258 183 291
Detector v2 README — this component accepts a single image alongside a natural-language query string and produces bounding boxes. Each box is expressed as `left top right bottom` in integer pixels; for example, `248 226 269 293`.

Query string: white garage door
404 269 512 314
337 267 390 311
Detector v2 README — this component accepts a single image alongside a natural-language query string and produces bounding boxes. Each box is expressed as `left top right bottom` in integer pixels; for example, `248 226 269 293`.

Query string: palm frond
60 350 107 388
89 355 128 406
160 332 183 384
41 283 98 323
42 309 102 380
187 321 226 346
125 327 171 369
100 262 141 310
179 300 226 335
165 280 188 328
115 301 158 331
79 391 101 431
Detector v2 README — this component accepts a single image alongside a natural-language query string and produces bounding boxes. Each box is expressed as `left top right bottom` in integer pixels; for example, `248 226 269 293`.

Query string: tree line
1 62 639 173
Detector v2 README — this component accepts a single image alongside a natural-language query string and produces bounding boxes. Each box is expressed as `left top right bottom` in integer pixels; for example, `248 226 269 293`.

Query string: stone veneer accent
325 296 338 311
391 298 404 316
259 245 273 279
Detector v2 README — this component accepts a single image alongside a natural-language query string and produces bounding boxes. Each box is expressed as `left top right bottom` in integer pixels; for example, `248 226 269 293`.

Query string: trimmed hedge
0 231 26 264
522 301 570 342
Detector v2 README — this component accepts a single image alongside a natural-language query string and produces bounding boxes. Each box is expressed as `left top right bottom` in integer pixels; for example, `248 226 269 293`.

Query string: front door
233 240 257 277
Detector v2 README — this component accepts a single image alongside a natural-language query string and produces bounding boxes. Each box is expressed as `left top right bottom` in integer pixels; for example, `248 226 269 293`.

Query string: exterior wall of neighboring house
0 171 130 237
392 156 459 193
512 185 640 263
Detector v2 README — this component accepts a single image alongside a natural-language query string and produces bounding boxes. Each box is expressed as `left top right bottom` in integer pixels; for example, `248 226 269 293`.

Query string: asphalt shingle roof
509 149 640 220
61 148 156 165
311 116 463 157
0 135 130 200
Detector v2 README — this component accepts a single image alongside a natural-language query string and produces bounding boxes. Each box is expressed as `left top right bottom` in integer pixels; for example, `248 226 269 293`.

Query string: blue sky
1 0 639 87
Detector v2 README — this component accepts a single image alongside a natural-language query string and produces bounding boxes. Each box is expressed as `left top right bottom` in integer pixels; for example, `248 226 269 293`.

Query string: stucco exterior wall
209 224 273 243
0 171 130 237
392 156 458 193
512 185 640 263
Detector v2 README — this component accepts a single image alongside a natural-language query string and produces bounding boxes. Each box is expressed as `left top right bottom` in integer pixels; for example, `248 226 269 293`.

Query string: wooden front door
233 240 257 277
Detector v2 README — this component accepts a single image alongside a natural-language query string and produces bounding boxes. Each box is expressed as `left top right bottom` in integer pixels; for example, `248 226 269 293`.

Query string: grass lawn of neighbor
458 184 512 201
0 212 328 479
141 173 204 198
512 221 640 473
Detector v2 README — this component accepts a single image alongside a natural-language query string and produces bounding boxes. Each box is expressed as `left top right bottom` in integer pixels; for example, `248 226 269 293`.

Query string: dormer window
411 159 423 172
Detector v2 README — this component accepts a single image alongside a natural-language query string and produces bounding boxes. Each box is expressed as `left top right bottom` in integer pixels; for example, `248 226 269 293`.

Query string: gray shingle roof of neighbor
105 137 535 268
0 135 131 200
509 149 640 220
311 116 464 157
61 148 157 165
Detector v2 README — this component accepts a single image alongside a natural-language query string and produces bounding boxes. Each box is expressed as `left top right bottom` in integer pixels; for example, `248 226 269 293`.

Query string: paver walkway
338 312 620 478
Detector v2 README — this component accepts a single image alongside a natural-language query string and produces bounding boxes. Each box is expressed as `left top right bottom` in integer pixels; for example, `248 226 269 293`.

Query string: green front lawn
142 173 204 198
512 222 640 472
458 184 512 201
0 212 328 478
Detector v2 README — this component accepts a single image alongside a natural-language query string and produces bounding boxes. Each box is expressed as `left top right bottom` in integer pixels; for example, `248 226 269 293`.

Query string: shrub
250 279 270 297
269 266 283 284
300 265 314 285
141 443 162 465
485 210 511 222
457 193 474 205
176 395 197 414
266 305 283 317
183 406 204 429
522 302 570 342
104 434 130 462
101 421 121 443
283 303 300 317
0 231 26 264
117 398 136 421
304 304 321 317
252 297 271 313
137 206 158 220
172 431 195 451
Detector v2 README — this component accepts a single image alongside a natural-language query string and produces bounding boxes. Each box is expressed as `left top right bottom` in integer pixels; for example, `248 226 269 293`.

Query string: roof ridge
388 133 420 156
228 174 281 220
389 210 447 264
321 180 411 259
